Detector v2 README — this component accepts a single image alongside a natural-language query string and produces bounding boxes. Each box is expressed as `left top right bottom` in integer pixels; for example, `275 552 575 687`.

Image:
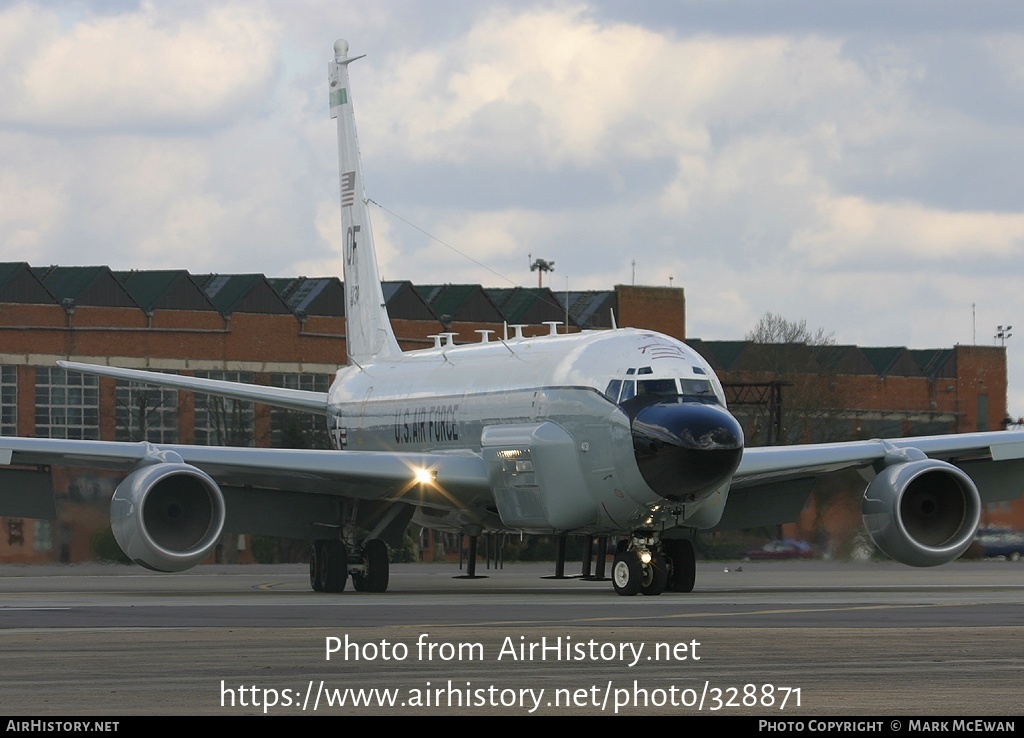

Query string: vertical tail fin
329 39 402 363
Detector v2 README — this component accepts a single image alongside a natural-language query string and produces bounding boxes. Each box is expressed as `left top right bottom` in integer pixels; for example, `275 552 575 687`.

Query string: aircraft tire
612 550 642 596
309 541 325 592
664 539 696 593
363 539 390 593
321 540 348 593
640 551 668 596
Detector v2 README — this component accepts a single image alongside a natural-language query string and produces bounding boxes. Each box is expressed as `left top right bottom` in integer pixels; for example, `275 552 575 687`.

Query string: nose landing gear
612 535 696 596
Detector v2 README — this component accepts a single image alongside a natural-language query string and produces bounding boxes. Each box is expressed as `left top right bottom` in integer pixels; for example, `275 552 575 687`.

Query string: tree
744 312 859 555
742 311 843 445
746 311 835 346
114 383 177 443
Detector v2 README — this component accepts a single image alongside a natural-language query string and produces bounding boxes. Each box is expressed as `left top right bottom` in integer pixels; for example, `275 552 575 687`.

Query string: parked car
975 528 1024 561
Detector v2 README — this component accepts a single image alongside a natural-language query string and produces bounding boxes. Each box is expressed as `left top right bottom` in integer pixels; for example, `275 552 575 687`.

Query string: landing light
414 468 436 485
639 550 652 565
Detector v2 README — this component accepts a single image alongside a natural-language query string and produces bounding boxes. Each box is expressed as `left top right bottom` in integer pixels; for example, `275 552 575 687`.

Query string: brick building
687 338 1020 550
689 340 1009 440
0 261 1017 563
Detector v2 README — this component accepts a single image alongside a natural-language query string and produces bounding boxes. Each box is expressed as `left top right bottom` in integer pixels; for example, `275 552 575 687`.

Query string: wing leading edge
57 361 329 415
0 436 489 502
733 430 1024 486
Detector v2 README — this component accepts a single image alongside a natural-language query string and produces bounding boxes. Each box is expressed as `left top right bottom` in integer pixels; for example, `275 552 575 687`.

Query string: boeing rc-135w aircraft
3 40 1024 595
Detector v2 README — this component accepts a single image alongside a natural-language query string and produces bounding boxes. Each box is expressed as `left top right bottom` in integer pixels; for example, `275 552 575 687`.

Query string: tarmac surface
1 559 1022 716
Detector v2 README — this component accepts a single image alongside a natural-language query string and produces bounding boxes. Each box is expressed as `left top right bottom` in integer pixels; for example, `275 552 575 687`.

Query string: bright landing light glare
414 467 435 485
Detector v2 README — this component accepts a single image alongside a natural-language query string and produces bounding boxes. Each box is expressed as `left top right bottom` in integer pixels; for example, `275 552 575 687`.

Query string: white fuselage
325 328 734 534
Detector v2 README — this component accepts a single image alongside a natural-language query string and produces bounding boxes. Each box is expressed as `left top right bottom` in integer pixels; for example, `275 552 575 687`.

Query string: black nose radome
631 401 744 500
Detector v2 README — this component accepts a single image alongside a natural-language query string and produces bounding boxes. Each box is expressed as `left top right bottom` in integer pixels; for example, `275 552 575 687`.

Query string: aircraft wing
0 436 489 500
9 363 491 498
0 434 490 572
717 430 1024 530
57 361 329 415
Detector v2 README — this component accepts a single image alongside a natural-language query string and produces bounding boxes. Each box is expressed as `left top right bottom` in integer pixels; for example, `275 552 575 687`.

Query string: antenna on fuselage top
497 336 520 358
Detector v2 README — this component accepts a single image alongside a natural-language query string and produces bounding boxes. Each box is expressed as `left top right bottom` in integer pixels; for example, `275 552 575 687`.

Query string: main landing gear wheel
664 539 696 593
612 550 643 596
640 551 668 596
309 541 325 592
322 540 348 592
310 539 347 592
351 539 390 593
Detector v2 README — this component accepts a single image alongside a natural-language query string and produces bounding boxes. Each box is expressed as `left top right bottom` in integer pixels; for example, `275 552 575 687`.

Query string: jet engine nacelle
862 458 981 567
110 461 226 572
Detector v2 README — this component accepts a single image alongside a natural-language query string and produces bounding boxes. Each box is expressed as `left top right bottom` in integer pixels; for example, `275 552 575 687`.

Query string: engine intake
862 458 981 567
111 462 226 572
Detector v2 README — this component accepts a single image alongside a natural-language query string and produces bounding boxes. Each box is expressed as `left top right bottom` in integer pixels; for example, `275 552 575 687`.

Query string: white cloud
981 32 1024 88
790 195 1024 268
0 2 1020 411
0 2 279 130
0 170 67 255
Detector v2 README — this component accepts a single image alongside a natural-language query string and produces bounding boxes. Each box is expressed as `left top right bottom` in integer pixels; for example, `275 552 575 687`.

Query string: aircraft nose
630 401 744 500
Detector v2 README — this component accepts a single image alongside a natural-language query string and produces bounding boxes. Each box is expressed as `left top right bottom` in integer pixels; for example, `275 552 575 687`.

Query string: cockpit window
605 375 719 405
680 379 714 399
637 379 677 396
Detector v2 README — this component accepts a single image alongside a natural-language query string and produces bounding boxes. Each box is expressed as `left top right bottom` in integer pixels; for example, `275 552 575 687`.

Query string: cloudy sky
1 1 1022 415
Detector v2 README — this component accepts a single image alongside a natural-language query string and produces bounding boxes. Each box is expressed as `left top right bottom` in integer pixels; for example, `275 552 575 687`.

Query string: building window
6 519 24 546
34 367 99 440
193 371 254 446
269 373 331 448
0 366 16 436
115 381 178 443
33 520 53 552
